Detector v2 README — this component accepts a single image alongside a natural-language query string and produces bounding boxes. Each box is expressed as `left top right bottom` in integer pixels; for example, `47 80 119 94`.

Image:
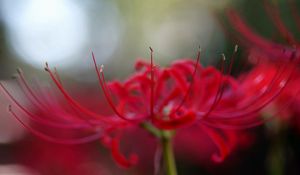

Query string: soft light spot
0 164 38 175
1 0 88 69
254 74 264 84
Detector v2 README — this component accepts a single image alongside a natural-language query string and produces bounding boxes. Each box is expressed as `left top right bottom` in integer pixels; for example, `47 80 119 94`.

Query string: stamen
213 55 227 104
150 47 154 118
100 64 104 73
92 52 143 122
216 46 239 104
203 85 299 130
169 47 201 116
221 53 226 61
228 10 283 56
15 68 49 111
44 61 115 124
215 63 287 115
228 45 238 75
8 105 103 144
0 82 91 129
263 0 297 44
209 63 295 121
54 67 62 84
234 44 239 53
44 62 49 72
287 0 300 31
100 69 145 121
201 54 227 119
46 65 111 125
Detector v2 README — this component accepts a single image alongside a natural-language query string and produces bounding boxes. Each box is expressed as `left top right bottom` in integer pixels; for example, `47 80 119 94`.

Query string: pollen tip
221 53 226 61
16 67 23 74
198 45 202 52
100 64 104 72
149 47 153 52
44 67 49 72
234 45 238 52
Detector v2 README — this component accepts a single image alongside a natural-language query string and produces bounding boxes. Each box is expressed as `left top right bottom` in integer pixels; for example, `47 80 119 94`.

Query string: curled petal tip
212 154 224 163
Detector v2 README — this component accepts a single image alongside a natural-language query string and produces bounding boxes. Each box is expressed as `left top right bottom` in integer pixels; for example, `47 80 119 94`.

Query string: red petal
110 137 139 168
200 125 237 163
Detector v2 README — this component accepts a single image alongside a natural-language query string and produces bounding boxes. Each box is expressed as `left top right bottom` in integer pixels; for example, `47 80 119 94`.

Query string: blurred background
0 0 299 174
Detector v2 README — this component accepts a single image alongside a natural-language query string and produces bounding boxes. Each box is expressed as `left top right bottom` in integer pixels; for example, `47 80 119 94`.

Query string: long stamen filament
92 53 143 122
202 54 227 119
8 105 103 144
170 47 201 117
150 47 155 118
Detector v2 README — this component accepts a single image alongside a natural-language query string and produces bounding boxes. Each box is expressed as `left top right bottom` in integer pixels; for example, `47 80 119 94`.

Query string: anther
221 53 226 61
234 45 239 52
100 64 104 73
44 62 49 72
149 47 153 52
16 68 23 74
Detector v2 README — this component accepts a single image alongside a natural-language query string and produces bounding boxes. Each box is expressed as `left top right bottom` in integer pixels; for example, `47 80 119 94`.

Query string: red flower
227 1 300 61
0 48 290 168
239 60 300 130
227 0 300 132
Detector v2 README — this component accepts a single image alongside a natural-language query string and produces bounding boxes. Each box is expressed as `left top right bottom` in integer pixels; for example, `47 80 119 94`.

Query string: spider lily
239 59 300 130
0 47 291 172
227 0 300 61
227 0 300 132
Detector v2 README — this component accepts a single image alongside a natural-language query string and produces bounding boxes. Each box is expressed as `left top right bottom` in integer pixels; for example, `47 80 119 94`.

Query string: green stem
264 116 287 175
268 125 286 175
161 131 177 175
141 123 178 175
140 122 162 138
